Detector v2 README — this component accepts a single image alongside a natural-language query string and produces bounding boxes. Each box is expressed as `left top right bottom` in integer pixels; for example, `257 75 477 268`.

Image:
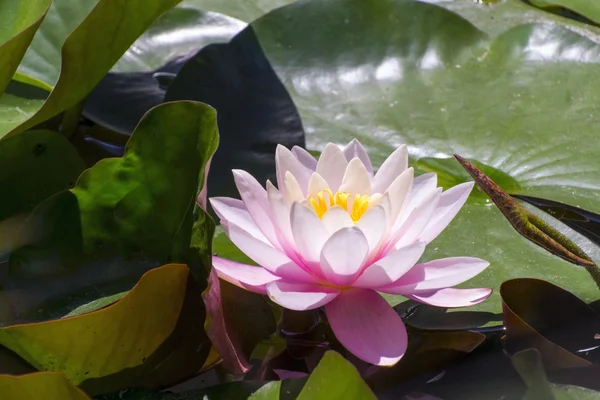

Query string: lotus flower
210 140 491 366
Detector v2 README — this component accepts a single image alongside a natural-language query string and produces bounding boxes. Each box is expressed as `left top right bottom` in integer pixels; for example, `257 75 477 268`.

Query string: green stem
59 100 85 141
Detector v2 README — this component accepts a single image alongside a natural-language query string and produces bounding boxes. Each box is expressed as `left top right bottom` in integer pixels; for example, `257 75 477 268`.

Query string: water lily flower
210 140 491 366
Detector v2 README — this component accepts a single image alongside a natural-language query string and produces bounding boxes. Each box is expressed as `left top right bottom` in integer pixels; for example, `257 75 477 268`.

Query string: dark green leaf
0 129 84 223
3 101 217 324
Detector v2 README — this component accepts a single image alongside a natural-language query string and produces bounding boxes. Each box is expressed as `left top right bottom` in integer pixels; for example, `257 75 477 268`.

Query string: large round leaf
181 0 296 21
203 0 600 317
2 101 217 324
0 264 211 395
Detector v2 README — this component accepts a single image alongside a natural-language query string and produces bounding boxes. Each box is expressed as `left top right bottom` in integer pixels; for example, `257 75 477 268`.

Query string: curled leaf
454 154 595 268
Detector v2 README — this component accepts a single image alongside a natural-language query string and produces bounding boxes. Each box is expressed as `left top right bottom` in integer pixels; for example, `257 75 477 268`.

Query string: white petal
387 188 441 251
290 202 329 267
320 227 369 286
321 206 354 234
291 146 318 171
225 222 316 283
343 139 373 176
419 182 474 244
284 171 305 204
339 158 371 195
316 143 348 192
386 167 414 224
232 170 279 247
372 144 408 193
402 172 438 217
267 281 339 310
353 242 426 288
276 145 312 194
210 197 268 243
307 172 330 197
355 205 387 254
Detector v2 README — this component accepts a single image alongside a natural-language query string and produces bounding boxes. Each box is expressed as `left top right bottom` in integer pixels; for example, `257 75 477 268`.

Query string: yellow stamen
308 189 371 223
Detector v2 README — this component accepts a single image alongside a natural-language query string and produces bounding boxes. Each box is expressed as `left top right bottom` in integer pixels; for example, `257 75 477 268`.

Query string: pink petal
325 289 407 366
225 222 316 283
307 172 330 197
212 256 280 294
232 170 280 247
339 158 371 195
321 206 354 234
343 139 373 176
290 202 329 266
353 242 426 288
316 143 348 192
379 257 490 294
387 188 441 251
276 145 312 194
210 197 268 243
355 205 387 254
385 167 414 224
291 146 318 171
266 281 339 310
407 287 492 308
372 144 408 194
320 227 369 286
419 182 474 244
273 369 309 380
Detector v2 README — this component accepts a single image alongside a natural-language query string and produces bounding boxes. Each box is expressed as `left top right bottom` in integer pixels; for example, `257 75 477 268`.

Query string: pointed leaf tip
454 154 596 269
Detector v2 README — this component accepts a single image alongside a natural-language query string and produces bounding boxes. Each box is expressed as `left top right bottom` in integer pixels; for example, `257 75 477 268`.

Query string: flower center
308 189 370 223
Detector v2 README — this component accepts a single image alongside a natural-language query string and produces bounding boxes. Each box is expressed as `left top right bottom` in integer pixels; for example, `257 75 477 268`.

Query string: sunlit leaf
0 0 51 95
0 0 183 137
0 372 91 400
0 264 211 395
296 351 376 400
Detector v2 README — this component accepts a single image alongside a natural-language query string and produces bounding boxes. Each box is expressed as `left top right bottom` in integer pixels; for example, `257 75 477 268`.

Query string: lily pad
3 101 217 324
222 0 600 317
528 0 600 25
180 0 296 21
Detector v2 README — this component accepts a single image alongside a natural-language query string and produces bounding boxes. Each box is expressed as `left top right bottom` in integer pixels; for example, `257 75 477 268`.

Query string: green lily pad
0 264 211 395
181 0 296 21
3 101 217 324
112 8 245 73
528 0 600 25
0 0 183 138
217 0 600 317
0 0 51 95
0 372 91 400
